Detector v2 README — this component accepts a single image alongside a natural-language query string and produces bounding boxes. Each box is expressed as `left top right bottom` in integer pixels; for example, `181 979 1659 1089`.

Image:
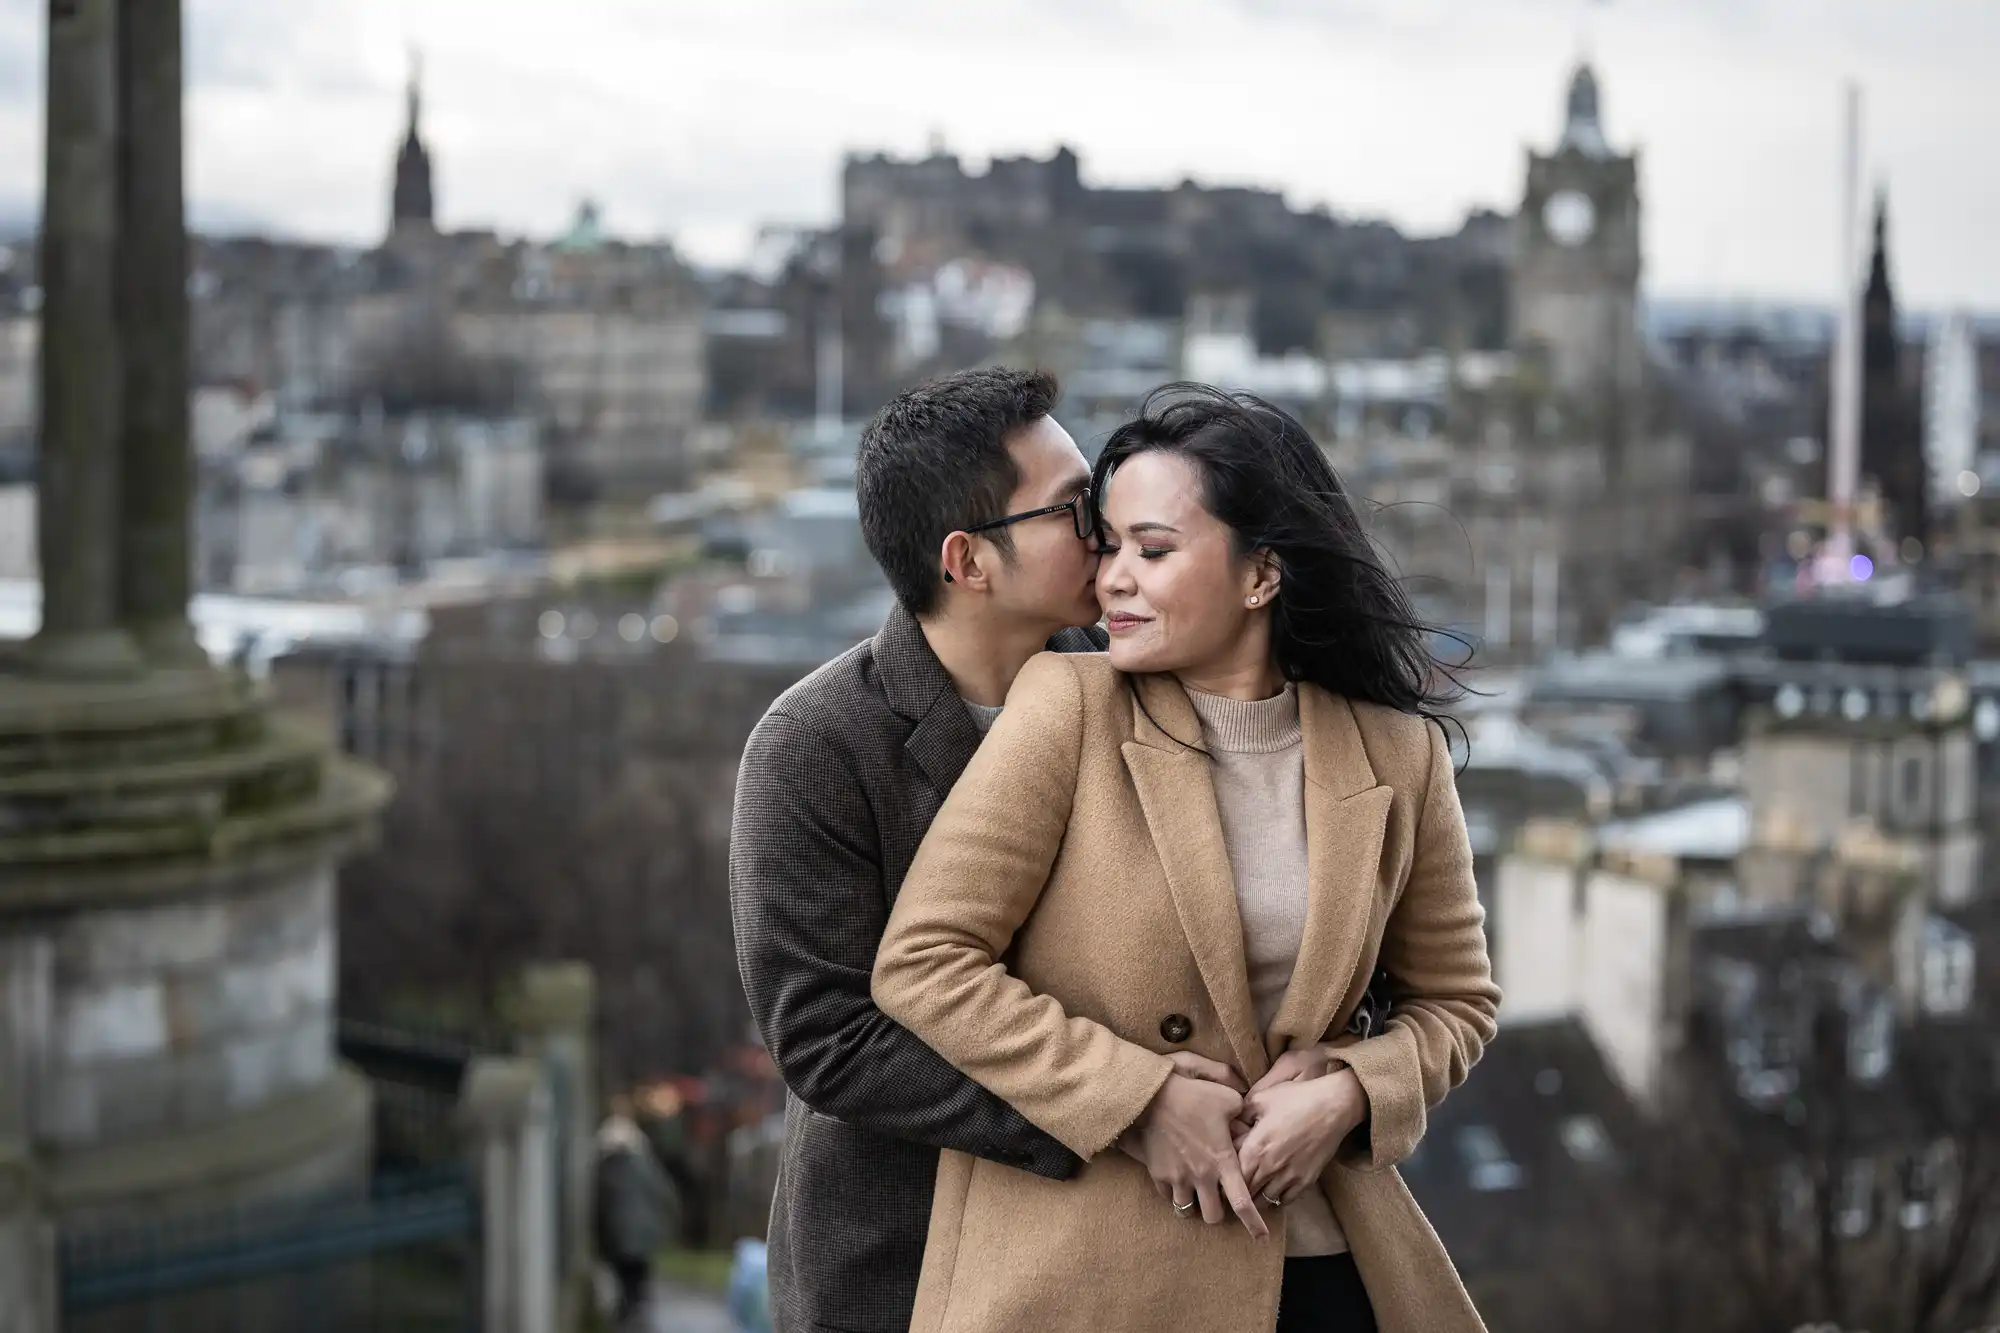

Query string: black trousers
610 1257 651 1319
1275 1254 1378 1333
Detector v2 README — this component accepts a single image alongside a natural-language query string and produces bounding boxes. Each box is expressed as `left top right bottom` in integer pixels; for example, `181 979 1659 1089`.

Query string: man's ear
940 531 977 590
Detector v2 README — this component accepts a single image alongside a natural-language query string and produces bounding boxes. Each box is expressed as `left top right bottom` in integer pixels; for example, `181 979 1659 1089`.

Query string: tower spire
1558 60 1612 159
1867 185 1890 296
405 47 423 142
389 46 435 237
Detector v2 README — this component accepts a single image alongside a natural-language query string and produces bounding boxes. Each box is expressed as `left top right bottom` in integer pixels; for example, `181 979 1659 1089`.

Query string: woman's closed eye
1101 542 1171 560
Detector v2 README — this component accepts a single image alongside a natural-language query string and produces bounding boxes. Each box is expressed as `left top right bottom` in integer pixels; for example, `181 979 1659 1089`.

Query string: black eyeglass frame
961 486 1097 543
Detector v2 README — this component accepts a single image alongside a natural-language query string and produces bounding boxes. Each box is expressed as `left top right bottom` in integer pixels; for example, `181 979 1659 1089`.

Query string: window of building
1457 1125 1525 1192
1847 995 1893 1085
1559 1114 1612 1164
1836 1158 1876 1239
1900 1144 1942 1231
1777 1160 1814 1235
1921 923 1976 1017
1910 1140 1958 1231
1901 754 1926 821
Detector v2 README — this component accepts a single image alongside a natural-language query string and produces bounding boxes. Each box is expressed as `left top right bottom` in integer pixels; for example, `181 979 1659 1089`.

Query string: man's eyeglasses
963 486 1097 543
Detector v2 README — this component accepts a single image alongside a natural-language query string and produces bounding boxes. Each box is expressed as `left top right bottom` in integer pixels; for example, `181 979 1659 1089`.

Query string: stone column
511 961 597 1326
460 1056 558 1333
29 0 140 677
0 938 54 1333
0 1151 57 1333
115 0 203 665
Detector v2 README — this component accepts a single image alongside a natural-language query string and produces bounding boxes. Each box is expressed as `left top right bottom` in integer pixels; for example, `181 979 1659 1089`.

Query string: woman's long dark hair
1092 383 1468 739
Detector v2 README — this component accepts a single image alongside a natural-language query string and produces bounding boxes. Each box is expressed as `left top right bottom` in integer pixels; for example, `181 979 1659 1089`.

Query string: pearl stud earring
1249 595 1260 605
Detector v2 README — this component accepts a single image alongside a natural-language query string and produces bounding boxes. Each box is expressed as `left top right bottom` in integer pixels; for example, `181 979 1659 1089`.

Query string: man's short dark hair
856 367 1060 617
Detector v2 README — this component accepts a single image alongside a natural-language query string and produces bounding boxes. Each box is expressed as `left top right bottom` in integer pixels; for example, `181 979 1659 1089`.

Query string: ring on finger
1173 1198 1197 1215
1261 1192 1284 1208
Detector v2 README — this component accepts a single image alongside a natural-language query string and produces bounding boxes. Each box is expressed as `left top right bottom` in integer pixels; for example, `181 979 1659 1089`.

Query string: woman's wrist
1318 1067 1368 1139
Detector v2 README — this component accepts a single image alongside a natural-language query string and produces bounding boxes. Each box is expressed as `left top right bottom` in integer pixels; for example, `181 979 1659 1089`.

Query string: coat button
1160 1014 1193 1044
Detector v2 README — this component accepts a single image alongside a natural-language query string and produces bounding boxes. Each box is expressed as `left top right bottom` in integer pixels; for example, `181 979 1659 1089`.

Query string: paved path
637 1280 737 1333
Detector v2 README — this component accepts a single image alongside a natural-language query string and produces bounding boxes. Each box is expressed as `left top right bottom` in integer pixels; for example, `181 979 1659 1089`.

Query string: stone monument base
1 662 390 1235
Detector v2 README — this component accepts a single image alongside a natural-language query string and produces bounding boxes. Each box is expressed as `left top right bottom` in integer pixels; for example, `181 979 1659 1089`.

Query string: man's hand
1118 1071 1268 1239
1235 1066 1368 1206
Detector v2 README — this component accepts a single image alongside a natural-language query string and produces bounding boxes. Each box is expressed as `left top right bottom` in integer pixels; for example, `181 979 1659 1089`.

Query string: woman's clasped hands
1117 1046 1366 1239
1235 1044 1368 1211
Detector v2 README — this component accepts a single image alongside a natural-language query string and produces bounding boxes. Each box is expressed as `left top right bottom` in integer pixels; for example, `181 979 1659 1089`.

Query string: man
730 368 1105 1333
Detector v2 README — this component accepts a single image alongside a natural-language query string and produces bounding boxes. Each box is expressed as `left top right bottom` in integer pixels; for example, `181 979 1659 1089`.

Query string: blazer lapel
876 605 1100 800
1267 687 1394 1057
871 605 982 799
1121 675 1267 1081
905 702 981 802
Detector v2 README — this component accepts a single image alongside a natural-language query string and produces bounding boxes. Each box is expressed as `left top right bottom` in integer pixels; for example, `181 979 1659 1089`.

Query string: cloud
0 0 1991 306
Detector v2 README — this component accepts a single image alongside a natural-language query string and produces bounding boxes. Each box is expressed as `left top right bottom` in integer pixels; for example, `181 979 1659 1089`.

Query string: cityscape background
2 2 1998 1331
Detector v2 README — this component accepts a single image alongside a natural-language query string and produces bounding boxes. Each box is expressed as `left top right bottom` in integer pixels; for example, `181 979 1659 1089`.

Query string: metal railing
59 1168 479 1332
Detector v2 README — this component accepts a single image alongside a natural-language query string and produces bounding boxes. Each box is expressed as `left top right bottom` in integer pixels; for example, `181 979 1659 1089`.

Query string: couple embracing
729 369 1499 1333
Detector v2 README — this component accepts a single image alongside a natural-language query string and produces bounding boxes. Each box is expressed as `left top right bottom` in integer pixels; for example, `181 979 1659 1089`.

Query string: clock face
1543 189 1597 247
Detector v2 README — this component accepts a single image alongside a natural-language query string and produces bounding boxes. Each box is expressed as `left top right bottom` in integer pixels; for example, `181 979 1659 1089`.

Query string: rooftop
1598 795 1748 864
1530 651 1734 704
1406 1017 1640 1275
0 577 432 668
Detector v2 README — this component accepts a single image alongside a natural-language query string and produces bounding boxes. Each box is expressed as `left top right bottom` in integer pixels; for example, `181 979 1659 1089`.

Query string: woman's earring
1248 595 1260 606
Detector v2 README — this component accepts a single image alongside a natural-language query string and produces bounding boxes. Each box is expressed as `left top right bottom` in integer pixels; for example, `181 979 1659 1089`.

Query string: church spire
1865 186 1891 302
405 48 423 145
1859 185 1924 545
389 47 435 237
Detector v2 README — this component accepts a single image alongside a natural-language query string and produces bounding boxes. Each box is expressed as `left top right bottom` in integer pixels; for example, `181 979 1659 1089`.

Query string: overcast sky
0 0 1994 308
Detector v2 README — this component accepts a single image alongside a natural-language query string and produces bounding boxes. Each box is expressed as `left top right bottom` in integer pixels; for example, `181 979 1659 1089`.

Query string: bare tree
345 300 523 417
335 650 794 1083
1608 1002 2000 1333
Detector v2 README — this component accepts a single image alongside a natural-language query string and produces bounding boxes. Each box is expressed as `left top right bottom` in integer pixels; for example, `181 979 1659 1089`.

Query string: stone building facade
840 136 1511 371
182 71 708 504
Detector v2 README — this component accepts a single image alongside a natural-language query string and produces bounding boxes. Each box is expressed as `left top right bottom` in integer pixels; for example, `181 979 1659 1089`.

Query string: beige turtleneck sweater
1186 682 1347 1258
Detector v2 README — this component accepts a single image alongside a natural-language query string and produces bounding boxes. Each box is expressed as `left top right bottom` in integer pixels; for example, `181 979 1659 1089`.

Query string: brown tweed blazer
873 652 1500 1333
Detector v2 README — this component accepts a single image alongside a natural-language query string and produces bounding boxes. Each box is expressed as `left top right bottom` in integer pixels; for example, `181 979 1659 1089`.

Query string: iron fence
59 1167 479 1333
338 1016 498 1172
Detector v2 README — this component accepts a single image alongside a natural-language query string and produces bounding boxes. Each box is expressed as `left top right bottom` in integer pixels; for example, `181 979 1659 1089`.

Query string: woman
871 385 1499 1333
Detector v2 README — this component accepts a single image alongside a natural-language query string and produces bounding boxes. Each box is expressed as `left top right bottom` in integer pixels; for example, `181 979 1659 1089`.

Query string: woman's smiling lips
1104 611 1151 634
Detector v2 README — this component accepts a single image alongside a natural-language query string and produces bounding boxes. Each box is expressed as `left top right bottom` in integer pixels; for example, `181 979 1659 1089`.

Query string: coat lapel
1267 687 1394 1057
905 702 981 801
1120 674 1267 1081
872 605 982 798
875 606 1103 800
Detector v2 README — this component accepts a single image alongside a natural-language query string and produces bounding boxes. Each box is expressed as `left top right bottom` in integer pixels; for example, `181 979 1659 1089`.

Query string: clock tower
1513 62 1644 407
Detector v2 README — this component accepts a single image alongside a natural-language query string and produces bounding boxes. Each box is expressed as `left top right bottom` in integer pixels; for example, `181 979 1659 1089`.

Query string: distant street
638 1281 736 1333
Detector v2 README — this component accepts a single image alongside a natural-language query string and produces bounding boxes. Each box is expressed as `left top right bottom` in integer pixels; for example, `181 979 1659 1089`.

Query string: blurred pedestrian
595 1094 672 1325
726 1237 772 1333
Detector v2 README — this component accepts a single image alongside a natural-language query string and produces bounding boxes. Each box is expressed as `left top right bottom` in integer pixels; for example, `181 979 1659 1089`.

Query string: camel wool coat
871 652 1501 1333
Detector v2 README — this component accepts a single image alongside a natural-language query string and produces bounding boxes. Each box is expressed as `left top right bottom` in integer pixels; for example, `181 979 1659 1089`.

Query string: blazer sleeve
729 707 1081 1179
1330 720 1501 1171
872 654 1175 1160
